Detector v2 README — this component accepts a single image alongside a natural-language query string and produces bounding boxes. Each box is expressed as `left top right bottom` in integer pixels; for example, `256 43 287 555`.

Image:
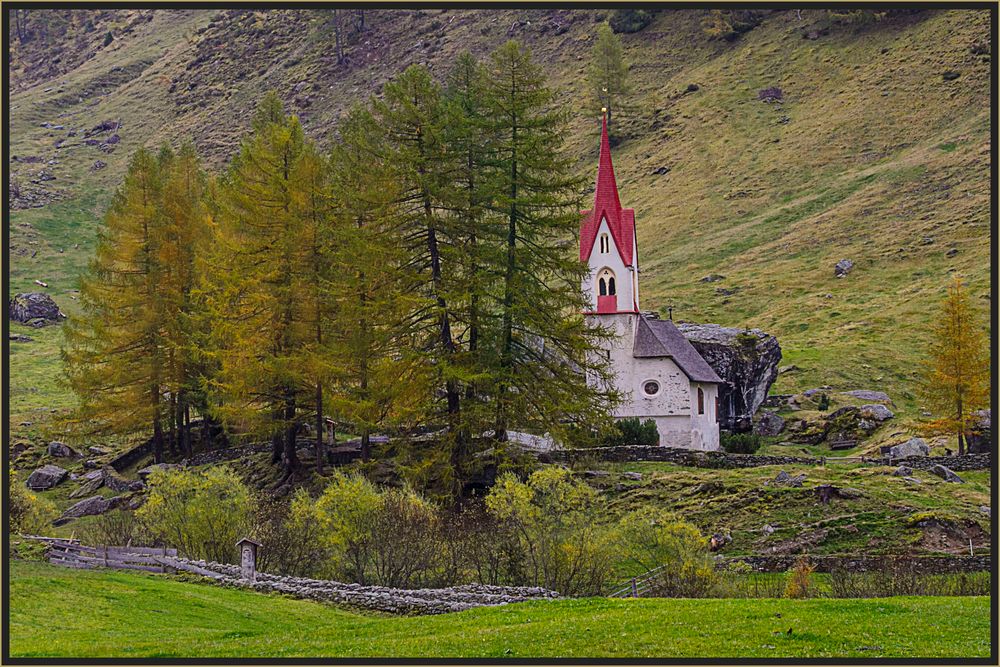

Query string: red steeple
580 115 635 266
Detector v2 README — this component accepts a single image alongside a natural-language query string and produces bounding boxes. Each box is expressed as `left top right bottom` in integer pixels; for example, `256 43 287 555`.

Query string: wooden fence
34 537 178 574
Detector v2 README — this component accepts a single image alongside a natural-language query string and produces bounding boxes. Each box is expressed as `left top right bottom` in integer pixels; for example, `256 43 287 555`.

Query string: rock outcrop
754 410 786 437
47 441 80 459
885 437 930 458
968 409 990 454
53 495 127 525
930 464 964 483
677 323 782 432
8 292 65 326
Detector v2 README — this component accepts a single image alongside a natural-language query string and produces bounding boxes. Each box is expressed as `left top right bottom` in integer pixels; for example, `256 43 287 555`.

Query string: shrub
828 559 991 597
486 468 615 595
701 10 765 41
79 509 148 548
608 9 656 34
758 87 784 102
784 555 816 598
604 417 659 447
253 495 330 577
720 431 762 454
137 466 255 564
102 31 113 46
817 393 830 411
8 471 57 535
615 508 719 597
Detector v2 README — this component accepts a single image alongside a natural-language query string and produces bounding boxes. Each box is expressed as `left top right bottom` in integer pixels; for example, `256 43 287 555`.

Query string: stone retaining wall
167 558 559 615
540 446 991 471
720 554 991 574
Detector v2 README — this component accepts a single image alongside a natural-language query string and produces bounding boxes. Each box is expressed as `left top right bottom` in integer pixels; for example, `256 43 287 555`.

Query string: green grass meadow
6 560 992 659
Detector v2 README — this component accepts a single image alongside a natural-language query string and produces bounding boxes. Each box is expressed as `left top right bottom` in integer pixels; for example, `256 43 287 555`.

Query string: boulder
54 495 126 525
47 441 80 458
771 470 806 487
930 464 964 483
9 333 33 342
834 259 854 278
583 470 610 478
859 404 894 423
26 464 68 490
69 475 104 498
886 437 930 459
891 466 913 477
8 293 65 325
967 409 990 454
844 389 892 403
754 410 785 437
622 471 643 481
676 323 782 432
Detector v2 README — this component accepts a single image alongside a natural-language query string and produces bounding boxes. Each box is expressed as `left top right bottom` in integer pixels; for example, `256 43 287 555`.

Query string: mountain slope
7 8 992 434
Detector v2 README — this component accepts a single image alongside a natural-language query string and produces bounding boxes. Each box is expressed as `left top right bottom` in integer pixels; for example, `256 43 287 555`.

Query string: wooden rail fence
32 537 178 574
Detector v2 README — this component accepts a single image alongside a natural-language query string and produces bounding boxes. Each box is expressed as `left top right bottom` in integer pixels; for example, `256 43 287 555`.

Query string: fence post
631 578 638 598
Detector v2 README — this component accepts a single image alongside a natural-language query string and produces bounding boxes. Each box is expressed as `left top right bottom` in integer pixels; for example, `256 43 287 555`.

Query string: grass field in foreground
8 561 992 659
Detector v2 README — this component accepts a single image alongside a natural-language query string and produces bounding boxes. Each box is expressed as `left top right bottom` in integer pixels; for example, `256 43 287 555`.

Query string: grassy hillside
8 560 991 658
7 8 992 439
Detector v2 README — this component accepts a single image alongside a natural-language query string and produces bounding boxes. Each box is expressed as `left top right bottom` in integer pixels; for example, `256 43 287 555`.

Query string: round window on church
642 380 660 397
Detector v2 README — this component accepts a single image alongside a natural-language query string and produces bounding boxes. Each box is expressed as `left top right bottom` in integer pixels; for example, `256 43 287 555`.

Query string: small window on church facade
697 387 705 414
600 234 609 253
642 380 660 397
597 269 616 297
608 276 616 295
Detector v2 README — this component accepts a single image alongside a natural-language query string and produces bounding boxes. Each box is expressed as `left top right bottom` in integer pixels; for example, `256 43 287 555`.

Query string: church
580 117 722 451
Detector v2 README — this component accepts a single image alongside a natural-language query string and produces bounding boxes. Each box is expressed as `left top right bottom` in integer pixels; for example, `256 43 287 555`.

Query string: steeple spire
593 113 622 218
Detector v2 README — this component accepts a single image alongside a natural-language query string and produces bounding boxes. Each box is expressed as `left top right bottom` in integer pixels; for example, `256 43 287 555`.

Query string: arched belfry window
697 387 705 415
597 269 616 297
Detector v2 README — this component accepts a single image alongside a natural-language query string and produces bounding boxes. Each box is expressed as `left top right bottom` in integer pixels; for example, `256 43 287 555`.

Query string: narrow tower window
600 234 609 253
599 278 608 296
608 276 616 295
697 387 705 415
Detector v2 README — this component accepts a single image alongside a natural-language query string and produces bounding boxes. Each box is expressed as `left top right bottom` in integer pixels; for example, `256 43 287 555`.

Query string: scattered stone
762 523 775 535
105 134 120 145
902 477 922 485
47 441 80 458
967 409 990 453
778 365 799 374
83 459 101 469
651 166 671 175
771 470 806 487
946 247 958 257
103 468 144 493
36 169 56 182
137 462 184 479
709 532 732 551
715 287 739 296
942 70 961 81
685 83 699 93
755 410 786 437
9 293 65 325
700 274 725 283
69 475 105 498
583 470 610 478
90 160 107 171
758 86 783 102
834 258 854 278
9 333 33 342
979 506 990 517
88 445 109 455
930 464 964 483
622 471 643 481
26 464 68 490
891 465 913 477
886 437 929 459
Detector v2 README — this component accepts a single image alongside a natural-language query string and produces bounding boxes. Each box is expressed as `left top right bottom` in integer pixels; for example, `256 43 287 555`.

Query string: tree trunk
271 402 283 463
361 427 371 463
496 119 518 444
315 382 325 474
151 386 164 464
957 395 966 456
183 404 192 458
282 390 299 473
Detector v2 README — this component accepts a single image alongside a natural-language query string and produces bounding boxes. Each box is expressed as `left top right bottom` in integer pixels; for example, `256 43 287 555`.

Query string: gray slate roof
633 315 722 384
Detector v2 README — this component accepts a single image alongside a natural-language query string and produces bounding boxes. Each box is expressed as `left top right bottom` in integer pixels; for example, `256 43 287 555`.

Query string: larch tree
588 22 630 126
202 92 325 478
62 148 204 462
484 40 617 447
919 277 990 454
327 104 431 463
371 65 468 465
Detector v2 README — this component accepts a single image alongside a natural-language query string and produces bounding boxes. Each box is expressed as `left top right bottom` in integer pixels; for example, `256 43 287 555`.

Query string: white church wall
689 382 721 451
582 218 635 313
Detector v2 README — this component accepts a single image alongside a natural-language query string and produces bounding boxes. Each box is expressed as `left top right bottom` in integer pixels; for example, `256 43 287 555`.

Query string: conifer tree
919 277 990 454
588 23 630 125
327 105 431 462
483 40 617 446
203 92 327 478
371 65 467 458
62 147 172 461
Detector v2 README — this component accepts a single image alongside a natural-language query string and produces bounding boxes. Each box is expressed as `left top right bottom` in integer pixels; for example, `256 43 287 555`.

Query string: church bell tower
580 115 639 315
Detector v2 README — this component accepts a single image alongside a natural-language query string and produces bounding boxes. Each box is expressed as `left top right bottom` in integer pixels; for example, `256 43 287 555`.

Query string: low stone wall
541 446 819 469
540 446 991 471
169 558 559 615
892 453 991 472
720 554 991 574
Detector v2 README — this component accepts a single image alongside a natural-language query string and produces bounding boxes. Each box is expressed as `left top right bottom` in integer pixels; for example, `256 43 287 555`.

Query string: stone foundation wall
721 554 991 574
